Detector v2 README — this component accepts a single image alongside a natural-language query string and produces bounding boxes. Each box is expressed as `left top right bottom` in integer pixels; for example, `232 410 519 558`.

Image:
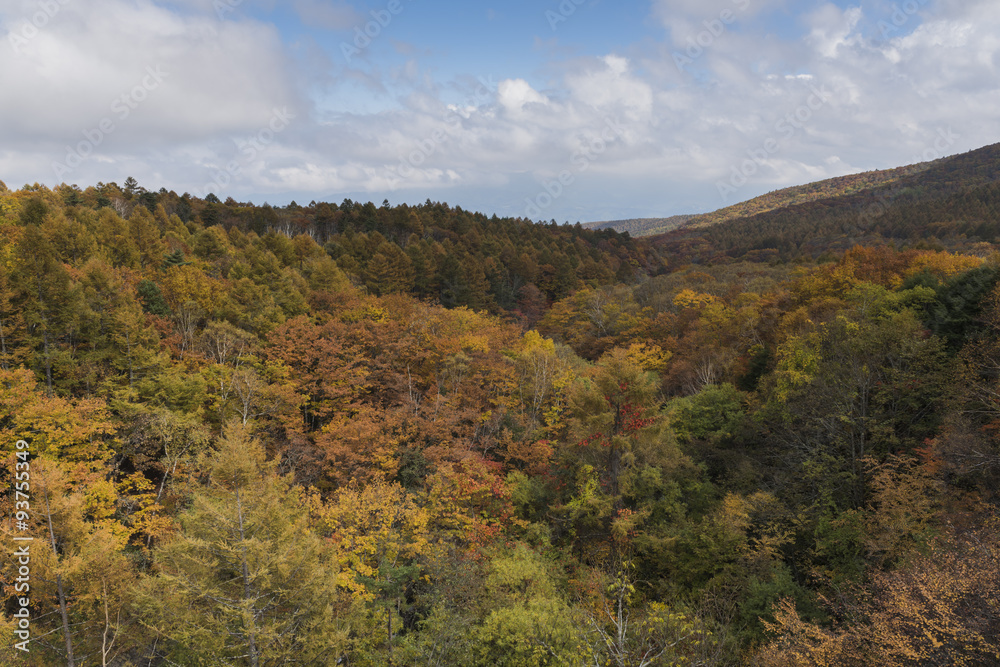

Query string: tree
309 477 429 663
14 224 75 395
513 330 575 437
136 279 171 317
566 348 665 503
365 243 415 296
0 369 161 664
127 206 166 268
138 423 347 665
122 176 140 197
0 263 26 371
580 557 717 667
267 316 371 430
765 305 950 509
471 545 586 667
757 528 1000 666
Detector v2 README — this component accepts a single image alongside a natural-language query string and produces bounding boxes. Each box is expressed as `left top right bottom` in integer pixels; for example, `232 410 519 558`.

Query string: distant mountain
653 143 1000 263
584 215 696 236
684 166 918 229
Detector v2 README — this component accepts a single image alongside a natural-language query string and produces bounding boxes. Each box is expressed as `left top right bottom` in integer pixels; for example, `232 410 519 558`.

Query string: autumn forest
2 164 1000 665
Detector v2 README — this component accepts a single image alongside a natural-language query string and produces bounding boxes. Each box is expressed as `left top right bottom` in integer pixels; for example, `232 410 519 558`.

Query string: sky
1 0 998 223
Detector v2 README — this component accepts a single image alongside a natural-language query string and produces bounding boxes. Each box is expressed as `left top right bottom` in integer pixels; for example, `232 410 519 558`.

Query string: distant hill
684 166 918 229
584 215 696 236
653 143 1000 263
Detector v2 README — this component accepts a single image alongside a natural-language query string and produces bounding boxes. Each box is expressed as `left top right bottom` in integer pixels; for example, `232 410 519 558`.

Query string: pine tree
14 225 74 395
364 243 415 296
137 423 347 665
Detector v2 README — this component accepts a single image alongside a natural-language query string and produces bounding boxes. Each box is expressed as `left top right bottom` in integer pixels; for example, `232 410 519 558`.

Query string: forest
2 177 1000 665
657 142 1000 265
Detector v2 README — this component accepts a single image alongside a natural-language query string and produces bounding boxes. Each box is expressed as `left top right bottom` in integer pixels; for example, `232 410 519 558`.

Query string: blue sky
1 0 998 222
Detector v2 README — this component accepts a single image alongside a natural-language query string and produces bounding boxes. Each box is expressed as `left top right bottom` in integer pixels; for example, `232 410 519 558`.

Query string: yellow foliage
309 479 429 600
624 342 673 373
0 368 114 461
757 530 1000 666
771 334 822 402
459 333 491 354
673 289 717 309
341 302 388 323
905 251 982 279
0 191 21 223
521 329 556 355
158 264 225 312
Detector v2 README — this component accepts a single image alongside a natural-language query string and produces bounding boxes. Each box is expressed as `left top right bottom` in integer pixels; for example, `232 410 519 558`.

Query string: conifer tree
137 423 347 665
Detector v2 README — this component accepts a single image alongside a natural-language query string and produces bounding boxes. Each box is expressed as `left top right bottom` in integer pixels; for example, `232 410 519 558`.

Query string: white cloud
565 55 653 122
0 0 998 221
806 4 863 59
497 78 549 113
0 0 300 186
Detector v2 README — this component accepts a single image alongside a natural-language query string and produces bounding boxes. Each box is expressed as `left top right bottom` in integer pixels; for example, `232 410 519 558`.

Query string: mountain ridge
582 215 696 236
650 142 1000 263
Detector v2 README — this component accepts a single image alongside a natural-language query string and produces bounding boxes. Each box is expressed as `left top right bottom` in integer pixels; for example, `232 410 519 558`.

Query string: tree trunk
34 270 54 397
44 484 75 667
125 328 134 389
609 446 622 505
0 316 8 371
236 488 260 667
387 605 393 666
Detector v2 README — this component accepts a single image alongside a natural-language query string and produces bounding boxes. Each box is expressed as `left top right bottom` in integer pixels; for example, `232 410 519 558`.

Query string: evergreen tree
137 423 347 665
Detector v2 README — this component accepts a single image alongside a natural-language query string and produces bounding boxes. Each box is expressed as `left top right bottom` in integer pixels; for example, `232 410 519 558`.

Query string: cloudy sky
1 0 998 222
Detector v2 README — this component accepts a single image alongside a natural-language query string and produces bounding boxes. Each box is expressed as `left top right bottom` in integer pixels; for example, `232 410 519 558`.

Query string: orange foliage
757 527 1000 666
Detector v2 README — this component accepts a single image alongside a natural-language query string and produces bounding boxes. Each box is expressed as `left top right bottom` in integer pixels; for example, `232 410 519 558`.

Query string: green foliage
920 265 1000 349
660 143 1000 264
668 383 746 446
472 545 585 666
735 564 823 645
137 278 171 317
162 248 188 267
2 180 999 665
137 424 347 665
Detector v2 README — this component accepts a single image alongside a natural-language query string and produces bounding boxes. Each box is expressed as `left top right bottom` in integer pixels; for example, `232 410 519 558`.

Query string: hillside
2 183 667 316
684 165 916 229
584 215 696 236
655 142 1000 263
2 179 1000 665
